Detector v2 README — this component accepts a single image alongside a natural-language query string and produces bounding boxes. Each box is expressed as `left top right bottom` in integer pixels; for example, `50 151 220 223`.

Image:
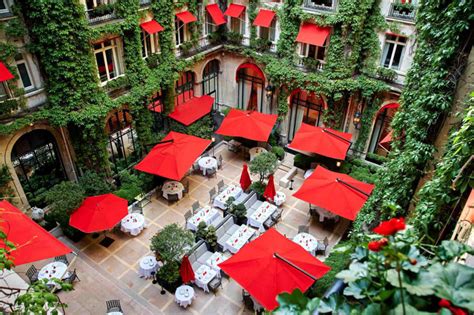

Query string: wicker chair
26 265 39 284
54 255 69 266
106 300 123 313
167 193 179 202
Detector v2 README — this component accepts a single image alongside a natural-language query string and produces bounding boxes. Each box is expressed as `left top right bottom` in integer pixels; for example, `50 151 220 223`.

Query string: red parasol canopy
135 131 211 181
69 194 128 233
218 228 330 310
240 164 252 191
0 201 72 266
289 123 352 160
0 61 14 82
263 174 276 201
180 255 195 283
215 109 277 142
293 166 374 221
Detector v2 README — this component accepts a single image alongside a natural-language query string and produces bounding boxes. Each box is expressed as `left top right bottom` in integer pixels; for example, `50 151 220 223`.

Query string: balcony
296 57 325 72
86 4 116 25
387 3 416 22
303 0 337 13
139 0 151 7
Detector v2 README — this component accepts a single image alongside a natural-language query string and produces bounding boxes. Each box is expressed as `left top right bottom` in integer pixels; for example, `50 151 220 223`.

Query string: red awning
140 20 164 34
377 102 399 115
69 194 128 233
168 95 214 126
176 11 197 24
224 3 246 18
379 131 392 149
296 23 330 47
135 131 211 180
293 166 374 221
289 123 352 160
0 201 72 266
206 4 226 26
218 228 330 310
0 61 14 82
235 62 265 81
215 109 277 142
148 99 162 113
253 9 276 28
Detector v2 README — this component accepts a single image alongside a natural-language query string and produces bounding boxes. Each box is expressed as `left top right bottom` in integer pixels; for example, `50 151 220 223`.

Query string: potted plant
205 226 218 252
228 203 248 225
376 67 397 82
272 146 285 161
226 31 244 45
89 3 114 18
156 261 181 293
302 57 320 71
196 221 208 242
394 0 415 14
253 37 272 52
179 41 194 56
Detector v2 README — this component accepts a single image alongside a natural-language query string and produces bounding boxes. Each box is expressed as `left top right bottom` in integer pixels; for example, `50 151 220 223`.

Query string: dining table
121 213 146 236
248 201 277 232
198 156 218 176
224 225 256 254
194 265 217 292
186 206 220 231
293 232 318 256
38 261 68 288
138 255 162 279
213 185 242 209
205 252 228 273
162 181 184 200
175 285 195 308
249 147 267 161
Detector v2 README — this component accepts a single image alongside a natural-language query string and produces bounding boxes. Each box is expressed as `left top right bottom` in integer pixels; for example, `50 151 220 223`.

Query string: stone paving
15 143 350 315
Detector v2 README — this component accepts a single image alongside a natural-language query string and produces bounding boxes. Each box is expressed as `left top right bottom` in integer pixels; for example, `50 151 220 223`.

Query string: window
15 54 34 91
202 60 220 107
381 34 407 70
94 38 123 83
141 31 159 58
230 13 245 35
300 42 326 61
175 71 195 105
305 0 334 8
205 12 215 35
259 19 277 42
175 18 186 46
288 91 324 140
0 83 8 101
0 0 9 13
85 0 114 10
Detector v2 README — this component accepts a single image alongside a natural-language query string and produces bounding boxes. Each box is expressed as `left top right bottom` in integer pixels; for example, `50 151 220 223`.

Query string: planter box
155 277 182 294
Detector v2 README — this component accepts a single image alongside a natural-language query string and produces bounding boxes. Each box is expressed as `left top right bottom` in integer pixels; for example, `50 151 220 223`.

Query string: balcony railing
85 4 117 25
296 57 325 72
387 3 416 21
139 0 151 7
303 0 336 12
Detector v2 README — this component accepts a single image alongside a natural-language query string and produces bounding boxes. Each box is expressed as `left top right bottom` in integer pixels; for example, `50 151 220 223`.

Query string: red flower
368 238 389 252
373 218 406 235
438 299 468 315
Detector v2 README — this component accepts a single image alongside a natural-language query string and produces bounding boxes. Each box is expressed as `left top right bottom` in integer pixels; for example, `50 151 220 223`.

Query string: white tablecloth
175 285 195 308
205 252 227 272
224 225 256 254
121 213 146 236
194 265 217 292
186 206 220 231
293 233 318 255
138 256 160 279
38 262 68 286
315 207 338 222
198 157 217 176
162 181 184 200
249 147 267 161
274 192 286 206
213 185 242 209
248 202 277 232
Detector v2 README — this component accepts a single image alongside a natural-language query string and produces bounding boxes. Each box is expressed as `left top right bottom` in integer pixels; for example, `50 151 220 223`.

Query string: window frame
94 38 123 83
299 42 327 62
229 11 246 35
175 18 186 46
204 11 216 36
0 0 10 14
381 34 407 70
141 30 160 59
258 18 277 42
85 0 114 10
15 54 35 92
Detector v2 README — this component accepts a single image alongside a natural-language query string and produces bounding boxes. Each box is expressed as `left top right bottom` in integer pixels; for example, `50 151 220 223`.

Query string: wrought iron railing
302 0 336 12
387 3 416 21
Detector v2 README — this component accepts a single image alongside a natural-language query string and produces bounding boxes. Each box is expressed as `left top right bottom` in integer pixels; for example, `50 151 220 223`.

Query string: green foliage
376 67 397 82
250 181 266 196
196 221 208 241
226 31 244 45
78 171 112 196
293 153 316 170
228 203 247 223
44 181 85 237
0 228 16 270
366 152 389 164
340 158 380 184
249 152 278 183
150 223 194 263
157 261 180 284
272 146 285 160
205 225 218 250
169 115 214 139
4 18 26 38
113 170 143 202
0 166 14 201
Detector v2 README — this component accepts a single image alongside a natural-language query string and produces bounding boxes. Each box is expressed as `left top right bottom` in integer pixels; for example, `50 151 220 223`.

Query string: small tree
78 170 112 196
150 224 194 263
196 221 208 240
205 226 218 251
229 203 247 224
250 152 278 183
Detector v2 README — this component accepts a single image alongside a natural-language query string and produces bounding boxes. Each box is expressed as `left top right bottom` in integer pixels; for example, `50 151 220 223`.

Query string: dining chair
26 265 39 284
167 193 179 202
209 277 222 294
54 255 69 266
183 180 190 194
217 179 225 193
298 225 309 234
209 187 217 203
271 208 283 222
192 201 200 213
64 268 80 284
218 155 223 169
184 210 193 225
106 300 123 313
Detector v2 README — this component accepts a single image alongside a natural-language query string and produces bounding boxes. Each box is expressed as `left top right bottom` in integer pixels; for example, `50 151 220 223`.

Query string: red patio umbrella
0 61 14 82
289 123 352 160
180 255 195 283
263 174 276 201
240 164 252 191
293 166 375 221
0 201 72 266
215 109 278 142
379 131 392 149
218 228 330 310
69 194 128 233
135 131 211 181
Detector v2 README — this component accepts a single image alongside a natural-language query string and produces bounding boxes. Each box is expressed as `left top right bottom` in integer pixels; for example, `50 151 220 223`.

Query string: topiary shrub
229 203 247 225
113 170 143 202
272 146 285 160
250 152 278 183
205 226 218 251
78 171 112 196
250 181 266 197
196 221 207 241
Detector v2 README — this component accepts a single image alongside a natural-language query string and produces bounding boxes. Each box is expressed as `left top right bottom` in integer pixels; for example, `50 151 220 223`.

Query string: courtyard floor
15 143 350 315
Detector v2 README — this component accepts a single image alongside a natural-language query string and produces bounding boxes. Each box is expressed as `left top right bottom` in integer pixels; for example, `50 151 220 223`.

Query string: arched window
368 102 399 157
12 130 66 206
175 71 195 105
106 109 138 174
236 63 265 112
202 59 220 108
288 90 325 141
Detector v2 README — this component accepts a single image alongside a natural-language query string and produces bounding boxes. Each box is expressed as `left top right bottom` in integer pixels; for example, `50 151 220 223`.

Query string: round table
274 191 286 206
138 256 161 279
175 285 195 308
162 181 184 200
293 233 318 256
121 213 145 236
249 147 267 161
198 157 217 176
38 262 68 288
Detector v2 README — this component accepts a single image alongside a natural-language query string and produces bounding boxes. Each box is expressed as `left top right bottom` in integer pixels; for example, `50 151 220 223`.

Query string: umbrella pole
274 253 318 281
336 179 370 197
